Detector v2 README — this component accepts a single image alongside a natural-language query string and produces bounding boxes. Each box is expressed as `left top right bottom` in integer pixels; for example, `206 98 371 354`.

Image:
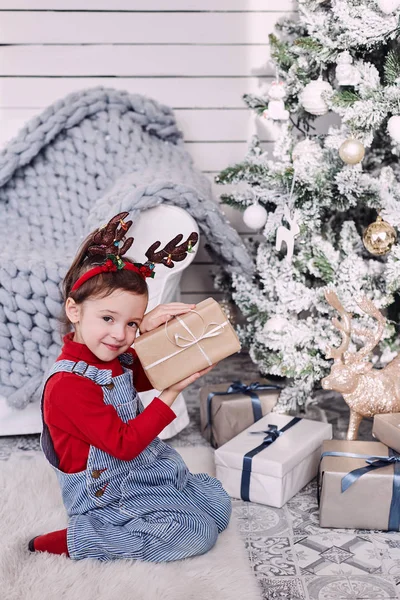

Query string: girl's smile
103 342 122 351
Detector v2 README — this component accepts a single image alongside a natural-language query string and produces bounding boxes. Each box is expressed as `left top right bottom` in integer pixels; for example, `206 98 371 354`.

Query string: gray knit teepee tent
0 87 252 411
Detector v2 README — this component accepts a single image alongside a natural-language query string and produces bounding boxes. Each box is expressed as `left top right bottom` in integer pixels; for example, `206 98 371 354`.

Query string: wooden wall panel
0 1 296 301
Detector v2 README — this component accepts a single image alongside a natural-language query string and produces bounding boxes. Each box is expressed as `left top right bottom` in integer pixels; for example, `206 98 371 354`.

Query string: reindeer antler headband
71 211 199 292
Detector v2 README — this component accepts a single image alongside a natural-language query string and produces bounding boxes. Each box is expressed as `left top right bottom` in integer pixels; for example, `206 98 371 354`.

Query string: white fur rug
0 447 261 600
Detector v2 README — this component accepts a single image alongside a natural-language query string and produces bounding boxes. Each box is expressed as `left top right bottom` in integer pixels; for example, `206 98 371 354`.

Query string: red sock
33 528 69 557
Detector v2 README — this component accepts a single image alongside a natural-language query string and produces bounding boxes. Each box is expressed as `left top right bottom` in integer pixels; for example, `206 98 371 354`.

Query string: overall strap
41 359 113 468
47 359 113 387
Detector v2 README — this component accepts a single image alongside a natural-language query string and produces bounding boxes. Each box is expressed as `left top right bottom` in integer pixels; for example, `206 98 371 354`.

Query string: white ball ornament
264 315 289 333
376 0 400 14
242 204 268 230
338 138 365 164
387 115 400 143
299 78 333 116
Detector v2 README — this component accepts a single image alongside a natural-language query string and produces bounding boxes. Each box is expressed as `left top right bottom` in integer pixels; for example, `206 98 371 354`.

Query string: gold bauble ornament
338 138 365 164
363 215 397 255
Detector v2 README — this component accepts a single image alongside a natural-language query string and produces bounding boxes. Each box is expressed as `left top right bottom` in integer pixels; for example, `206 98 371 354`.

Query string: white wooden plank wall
0 0 297 303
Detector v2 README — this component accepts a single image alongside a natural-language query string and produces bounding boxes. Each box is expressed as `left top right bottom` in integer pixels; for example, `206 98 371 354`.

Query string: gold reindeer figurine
321 289 400 440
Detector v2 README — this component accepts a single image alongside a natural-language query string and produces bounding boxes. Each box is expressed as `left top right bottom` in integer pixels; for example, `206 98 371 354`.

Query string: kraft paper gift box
372 413 400 454
199 381 282 448
319 439 400 531
214 414 332 508
134 297 241 391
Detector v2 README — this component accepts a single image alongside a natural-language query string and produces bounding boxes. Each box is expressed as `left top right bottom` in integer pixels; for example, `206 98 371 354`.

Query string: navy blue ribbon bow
240 417 301 502
207 380 281 436
319 449 400 531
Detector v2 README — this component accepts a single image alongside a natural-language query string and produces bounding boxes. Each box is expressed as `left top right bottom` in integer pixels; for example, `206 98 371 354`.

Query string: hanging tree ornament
339 138 365 164
275 171 300 263
299 77 333 116
276 205 300 262
262 80 290 121
335 51 361 86
387 115 400 143
376 0 400 14
363 215 397 255
264 315 290 333
242 203 268 230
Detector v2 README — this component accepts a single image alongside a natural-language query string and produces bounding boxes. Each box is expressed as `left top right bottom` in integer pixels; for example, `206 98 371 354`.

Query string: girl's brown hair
60 230 148 334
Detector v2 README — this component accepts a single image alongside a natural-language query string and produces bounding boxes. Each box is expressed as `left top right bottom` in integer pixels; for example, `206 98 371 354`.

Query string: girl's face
66 289 148 362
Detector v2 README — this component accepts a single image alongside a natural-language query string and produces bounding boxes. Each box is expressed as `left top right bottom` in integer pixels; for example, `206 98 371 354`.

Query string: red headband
71 256 155 293
70 211 198 294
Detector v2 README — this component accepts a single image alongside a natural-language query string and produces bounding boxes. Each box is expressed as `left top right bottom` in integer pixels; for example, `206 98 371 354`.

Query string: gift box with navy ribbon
199 380 281 448
215 414 332 508
319 439 400 530
372 413 400 455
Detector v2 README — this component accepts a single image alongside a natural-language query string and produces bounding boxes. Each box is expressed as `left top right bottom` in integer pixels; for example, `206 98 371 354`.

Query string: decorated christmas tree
216 0 400 412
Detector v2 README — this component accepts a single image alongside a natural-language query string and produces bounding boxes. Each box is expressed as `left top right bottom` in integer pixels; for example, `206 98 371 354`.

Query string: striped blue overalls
40 356 231 562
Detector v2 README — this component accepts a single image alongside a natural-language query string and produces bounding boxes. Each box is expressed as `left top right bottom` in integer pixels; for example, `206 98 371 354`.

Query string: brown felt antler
145 232 199 268
88 212 134 258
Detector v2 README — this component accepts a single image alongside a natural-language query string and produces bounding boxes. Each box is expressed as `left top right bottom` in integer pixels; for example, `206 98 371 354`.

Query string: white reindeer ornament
275 205 300 262
321 289 400 440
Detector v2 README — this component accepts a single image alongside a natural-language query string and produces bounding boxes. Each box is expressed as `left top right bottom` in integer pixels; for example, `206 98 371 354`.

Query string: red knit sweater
43 334 176 473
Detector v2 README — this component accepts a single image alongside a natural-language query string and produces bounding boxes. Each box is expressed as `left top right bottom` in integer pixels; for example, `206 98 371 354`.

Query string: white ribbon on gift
143 310 228 371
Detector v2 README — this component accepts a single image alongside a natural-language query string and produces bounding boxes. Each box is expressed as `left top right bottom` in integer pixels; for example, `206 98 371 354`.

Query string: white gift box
215 414 332 508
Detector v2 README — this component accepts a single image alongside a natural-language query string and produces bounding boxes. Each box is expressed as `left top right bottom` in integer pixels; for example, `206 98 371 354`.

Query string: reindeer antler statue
321 289 400 440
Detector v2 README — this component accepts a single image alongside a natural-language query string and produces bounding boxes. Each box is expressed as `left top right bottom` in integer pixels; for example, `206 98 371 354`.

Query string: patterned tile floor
1 352 400 600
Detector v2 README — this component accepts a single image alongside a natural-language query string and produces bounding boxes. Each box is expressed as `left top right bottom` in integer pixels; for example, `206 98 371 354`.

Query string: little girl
29 212 231 562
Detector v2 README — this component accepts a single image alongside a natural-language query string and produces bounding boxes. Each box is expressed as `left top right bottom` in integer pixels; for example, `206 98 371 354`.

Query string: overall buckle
71 362 89 377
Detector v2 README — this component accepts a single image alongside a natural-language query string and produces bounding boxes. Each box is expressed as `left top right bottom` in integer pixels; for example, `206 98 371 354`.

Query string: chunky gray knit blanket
0 87 252 410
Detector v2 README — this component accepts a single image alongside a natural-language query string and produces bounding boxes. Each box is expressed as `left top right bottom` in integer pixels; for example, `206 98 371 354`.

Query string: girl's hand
139 303 196 334
159 364 217 407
